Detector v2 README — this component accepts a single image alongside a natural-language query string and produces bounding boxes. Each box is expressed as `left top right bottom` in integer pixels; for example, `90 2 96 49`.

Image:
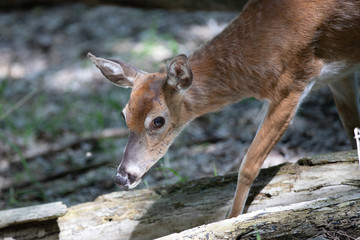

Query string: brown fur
126 74 165 132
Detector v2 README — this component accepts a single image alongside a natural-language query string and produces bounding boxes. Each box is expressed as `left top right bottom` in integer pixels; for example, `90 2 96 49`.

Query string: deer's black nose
115 169 137 189
115 171 129 189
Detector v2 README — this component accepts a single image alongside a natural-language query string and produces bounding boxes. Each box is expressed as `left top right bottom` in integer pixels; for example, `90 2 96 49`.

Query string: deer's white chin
128 178 142 189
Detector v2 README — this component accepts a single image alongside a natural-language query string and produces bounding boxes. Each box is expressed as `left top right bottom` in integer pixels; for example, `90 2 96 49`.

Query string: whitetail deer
88 0 360 218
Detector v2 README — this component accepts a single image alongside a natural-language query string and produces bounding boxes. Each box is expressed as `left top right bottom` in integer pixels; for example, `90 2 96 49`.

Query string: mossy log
56 150 360 240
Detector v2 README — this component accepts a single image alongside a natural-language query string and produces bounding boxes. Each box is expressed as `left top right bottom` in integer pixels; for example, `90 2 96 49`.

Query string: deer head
88 52 193 189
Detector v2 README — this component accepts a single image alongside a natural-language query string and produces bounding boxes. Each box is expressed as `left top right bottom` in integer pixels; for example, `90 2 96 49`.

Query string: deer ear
87 52 146 88
166 54 193 92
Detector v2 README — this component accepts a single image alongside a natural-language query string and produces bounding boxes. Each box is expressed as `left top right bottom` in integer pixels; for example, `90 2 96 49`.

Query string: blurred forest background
0 3 352 210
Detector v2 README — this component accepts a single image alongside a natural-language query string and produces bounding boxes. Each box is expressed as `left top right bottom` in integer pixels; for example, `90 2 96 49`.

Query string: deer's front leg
228 90 305 218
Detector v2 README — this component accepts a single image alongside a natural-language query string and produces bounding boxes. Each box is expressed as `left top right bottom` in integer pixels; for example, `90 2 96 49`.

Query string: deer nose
115 172 129 188
115 169 136 189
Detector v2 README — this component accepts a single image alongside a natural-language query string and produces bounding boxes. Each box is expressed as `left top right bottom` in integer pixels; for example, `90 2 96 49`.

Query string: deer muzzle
115 167 142 189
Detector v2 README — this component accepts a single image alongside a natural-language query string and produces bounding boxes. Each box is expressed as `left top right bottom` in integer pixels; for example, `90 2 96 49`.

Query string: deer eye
153 117 165 128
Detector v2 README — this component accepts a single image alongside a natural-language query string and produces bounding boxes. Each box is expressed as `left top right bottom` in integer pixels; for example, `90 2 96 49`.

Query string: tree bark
0 0 248 11
0 202 67 240
160 190 360 240
1 151 359 240
57 150 360 240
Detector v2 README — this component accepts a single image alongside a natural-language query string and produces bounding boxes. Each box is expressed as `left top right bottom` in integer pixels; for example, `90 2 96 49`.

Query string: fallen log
159 189 360 240
1 151 359 239
56 150 360 240
0 202 67 240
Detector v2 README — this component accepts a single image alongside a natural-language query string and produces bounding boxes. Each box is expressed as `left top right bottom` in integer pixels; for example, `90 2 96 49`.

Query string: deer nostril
115 172 130 188
115 169 138 189
127 173 137 184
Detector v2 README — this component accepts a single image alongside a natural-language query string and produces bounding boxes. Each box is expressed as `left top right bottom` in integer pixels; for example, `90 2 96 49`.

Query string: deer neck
182 45 255 121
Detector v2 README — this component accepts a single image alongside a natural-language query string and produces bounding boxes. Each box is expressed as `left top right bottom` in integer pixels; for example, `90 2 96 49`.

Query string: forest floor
0 3 352 210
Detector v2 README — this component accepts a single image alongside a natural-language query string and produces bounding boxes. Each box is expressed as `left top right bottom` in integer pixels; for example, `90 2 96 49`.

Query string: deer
88 0 360 218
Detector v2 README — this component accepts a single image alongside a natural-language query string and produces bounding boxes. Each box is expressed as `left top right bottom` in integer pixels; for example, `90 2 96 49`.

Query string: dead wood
5 127 128 164
159 190 360 240
0 202 67 240
1 151 359 240
0 127 127 193
57 150 360 240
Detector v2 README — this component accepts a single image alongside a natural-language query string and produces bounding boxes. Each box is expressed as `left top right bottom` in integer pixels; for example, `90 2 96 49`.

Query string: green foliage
157 165 189 183
254 225 261 240
8 188 21 207
0 79 7 97
0 133 45 207
213 162 218 177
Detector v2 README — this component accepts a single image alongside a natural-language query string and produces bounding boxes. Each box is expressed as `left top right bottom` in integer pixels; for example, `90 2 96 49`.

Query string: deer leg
328 73 360 149
227 90 305 218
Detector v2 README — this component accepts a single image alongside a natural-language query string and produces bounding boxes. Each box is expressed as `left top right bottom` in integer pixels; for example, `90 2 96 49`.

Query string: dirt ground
0 4 353 210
